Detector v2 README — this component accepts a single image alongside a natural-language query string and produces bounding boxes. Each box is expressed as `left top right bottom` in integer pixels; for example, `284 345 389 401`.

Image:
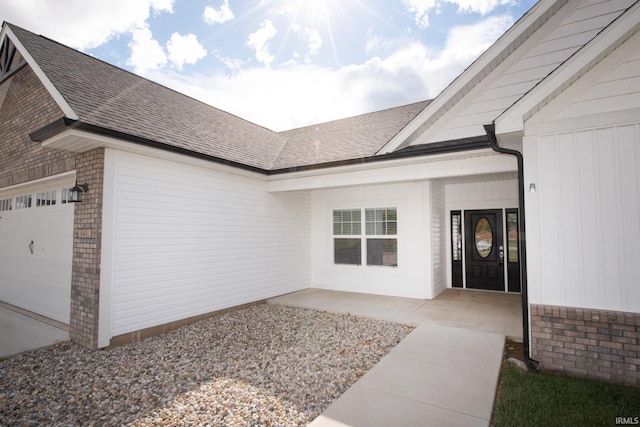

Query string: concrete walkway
268 288 520 426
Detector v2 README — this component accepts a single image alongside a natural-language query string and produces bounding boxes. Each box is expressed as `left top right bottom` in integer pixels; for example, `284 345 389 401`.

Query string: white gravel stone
1 304 413 426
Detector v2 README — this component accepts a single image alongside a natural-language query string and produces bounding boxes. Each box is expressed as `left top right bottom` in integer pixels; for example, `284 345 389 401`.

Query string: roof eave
377 0 567 155
31 118 270 175
267 136 492 175
2 23 78 120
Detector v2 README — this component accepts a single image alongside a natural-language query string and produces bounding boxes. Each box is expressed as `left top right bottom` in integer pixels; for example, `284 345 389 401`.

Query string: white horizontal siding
430 181 447 296
555 39 640 119
530 124 640 312
419 0 634 144
109 151 311 336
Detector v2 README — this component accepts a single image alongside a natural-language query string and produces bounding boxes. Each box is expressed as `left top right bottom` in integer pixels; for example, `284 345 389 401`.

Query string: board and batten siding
310 181 431 299
525 123 640 313
103 150 311 338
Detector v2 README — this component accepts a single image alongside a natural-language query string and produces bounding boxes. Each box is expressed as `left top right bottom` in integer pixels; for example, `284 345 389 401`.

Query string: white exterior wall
101 150 311 339
310 181 431 299
524 123 640 313
524 27 640 313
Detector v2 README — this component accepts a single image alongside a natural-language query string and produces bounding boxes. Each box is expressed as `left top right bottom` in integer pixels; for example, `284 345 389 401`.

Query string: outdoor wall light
529 183 536 193
69 181 89 203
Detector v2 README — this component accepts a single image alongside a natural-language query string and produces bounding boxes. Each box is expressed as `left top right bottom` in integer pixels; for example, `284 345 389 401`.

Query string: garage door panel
0 192 74 324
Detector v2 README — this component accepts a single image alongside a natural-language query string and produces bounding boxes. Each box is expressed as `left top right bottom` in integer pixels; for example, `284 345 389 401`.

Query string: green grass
492 363 640 427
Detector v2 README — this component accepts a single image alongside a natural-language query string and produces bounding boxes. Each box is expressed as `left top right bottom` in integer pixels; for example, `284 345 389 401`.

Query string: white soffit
495 1 640 134
1 26 79 120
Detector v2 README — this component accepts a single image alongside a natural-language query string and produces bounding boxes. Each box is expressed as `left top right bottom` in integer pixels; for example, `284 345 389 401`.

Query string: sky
0 0 537 131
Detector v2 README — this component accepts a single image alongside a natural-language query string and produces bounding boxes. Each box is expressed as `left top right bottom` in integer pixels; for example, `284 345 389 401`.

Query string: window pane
333 209 361 236
507 212 518 263
334 238 361 265
365 208 397 236
367 239 397 266
474 217 493 258
451 212 462 261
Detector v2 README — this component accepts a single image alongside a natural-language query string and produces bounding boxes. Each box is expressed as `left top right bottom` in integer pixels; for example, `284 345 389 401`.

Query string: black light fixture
69 181 88 203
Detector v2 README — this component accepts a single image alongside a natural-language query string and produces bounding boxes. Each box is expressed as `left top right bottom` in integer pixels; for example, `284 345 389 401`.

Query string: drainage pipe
483 123 540 370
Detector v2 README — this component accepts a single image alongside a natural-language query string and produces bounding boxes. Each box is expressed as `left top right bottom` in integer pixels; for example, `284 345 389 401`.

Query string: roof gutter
32 117 494 176
30 118 269 175
268 136 492 174
484 122 540 371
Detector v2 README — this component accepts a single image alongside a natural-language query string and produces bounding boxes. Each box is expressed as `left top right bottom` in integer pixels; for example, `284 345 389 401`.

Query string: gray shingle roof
273 100 431 170
8 23 429 172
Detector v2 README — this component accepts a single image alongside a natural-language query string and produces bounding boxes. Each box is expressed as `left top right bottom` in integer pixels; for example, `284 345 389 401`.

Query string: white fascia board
41 128 266 181
377 0 561 154
495 2 640 135
267 150 517 192
3 26 79 120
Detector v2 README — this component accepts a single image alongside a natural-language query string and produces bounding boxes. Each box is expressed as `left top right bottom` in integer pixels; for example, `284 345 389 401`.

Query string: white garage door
0 175 75 324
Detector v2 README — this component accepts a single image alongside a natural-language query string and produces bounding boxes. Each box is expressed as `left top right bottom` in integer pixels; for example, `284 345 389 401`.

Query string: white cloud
147 13 514 131
453 0 515 15
402 0 512 28
0 0 174 50
166 33 207 70
128 25 167 76
402 0 437 28
246 20 278 68
305 29 322 56
203 0 234 25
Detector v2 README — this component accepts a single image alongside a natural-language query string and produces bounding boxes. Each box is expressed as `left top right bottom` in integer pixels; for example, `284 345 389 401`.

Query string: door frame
449 207 521 293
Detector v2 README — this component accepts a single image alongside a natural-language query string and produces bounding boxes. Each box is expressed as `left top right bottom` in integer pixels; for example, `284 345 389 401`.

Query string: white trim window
36 190 57 207
333 209 362 265
332 207 398 267
15 194 32 209
365 207 398 267
0 198 12 211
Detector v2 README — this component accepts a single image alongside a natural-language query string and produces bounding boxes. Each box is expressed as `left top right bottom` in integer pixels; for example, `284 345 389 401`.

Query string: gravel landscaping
1 303 414 426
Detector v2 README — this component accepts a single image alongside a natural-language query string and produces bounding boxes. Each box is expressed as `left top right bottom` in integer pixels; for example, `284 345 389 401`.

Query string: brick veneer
0 66 74 187
530 304 640 386
2 64 104 349
69 149 105 349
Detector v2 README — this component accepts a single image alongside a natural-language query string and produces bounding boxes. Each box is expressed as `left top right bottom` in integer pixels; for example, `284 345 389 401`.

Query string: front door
464 210 504 291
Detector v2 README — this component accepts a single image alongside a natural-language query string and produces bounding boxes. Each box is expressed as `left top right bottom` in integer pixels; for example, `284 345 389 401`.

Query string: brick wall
2 64 105 349
0 66 74 187
531 304 640 386
69 149 105 349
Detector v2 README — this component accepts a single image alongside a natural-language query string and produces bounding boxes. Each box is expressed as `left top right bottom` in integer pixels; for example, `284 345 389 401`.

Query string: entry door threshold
0 301 69 331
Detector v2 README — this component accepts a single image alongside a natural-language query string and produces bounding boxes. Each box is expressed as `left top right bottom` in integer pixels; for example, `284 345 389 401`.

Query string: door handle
499 249 504 265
